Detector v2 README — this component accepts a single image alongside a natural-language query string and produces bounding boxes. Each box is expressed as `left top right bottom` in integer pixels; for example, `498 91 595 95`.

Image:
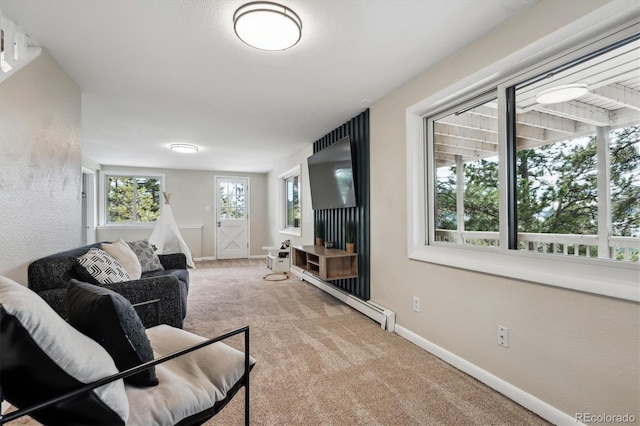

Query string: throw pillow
127 239 164 273
102 238 142 280
77 248 130 284
0 275 129 424
66 280 159 387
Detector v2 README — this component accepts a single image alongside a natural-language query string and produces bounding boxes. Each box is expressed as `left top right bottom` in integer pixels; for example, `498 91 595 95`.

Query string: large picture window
510 37 639 262
411 21 639 301
426 34 639 263
105 174 162 224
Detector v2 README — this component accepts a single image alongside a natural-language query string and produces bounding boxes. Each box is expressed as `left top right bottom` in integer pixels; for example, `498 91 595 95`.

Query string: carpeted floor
6 259 550 425
186 259 550 426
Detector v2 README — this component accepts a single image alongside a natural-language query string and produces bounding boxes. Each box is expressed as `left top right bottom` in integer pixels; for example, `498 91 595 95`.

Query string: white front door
216 176 249 259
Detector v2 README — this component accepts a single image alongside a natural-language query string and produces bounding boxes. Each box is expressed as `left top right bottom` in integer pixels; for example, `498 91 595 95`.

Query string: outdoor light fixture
233 1 302 51
170 144 199 154
535 83 590 105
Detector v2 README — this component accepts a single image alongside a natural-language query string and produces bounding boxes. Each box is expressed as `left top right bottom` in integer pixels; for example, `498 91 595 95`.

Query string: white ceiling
1 0 540 173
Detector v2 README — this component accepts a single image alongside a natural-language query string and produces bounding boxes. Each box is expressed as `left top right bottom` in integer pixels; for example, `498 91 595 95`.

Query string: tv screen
307 136 357 210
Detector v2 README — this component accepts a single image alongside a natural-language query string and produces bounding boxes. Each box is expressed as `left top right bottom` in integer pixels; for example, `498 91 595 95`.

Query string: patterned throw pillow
127 240 164 273
77 248 130 284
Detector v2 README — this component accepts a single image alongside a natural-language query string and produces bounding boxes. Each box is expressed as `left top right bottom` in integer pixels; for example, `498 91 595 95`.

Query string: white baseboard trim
194 256 267 262
394 324 581 426
300 271 396 331
289 265 304 278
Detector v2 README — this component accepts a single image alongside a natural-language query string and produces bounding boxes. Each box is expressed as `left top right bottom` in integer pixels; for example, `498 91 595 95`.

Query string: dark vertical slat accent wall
313 109 370 300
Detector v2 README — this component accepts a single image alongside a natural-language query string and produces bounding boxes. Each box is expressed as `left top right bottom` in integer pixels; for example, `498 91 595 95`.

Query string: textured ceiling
1 0 540 172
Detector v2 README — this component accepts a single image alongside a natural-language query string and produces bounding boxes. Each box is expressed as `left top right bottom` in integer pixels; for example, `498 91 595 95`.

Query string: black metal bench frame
0 326 250 426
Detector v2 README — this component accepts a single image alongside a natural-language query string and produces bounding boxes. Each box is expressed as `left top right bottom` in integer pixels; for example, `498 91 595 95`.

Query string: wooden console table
292 245 358 281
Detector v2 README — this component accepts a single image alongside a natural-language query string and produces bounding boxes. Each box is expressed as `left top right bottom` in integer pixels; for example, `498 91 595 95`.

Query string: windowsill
97 224 203 230
279 228 301 237
408 244 640 302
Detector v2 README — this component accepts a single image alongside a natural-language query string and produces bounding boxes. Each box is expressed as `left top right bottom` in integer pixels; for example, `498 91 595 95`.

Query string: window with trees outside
427 34 639 264
285 175 300 229
279 165 301 236
432 92 500 248
105 175 162 224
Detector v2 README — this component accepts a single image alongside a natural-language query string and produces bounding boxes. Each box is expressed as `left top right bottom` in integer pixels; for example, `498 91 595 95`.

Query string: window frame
426 90 500 247
406 17 640 302
279 165 302 237
100 171 165 227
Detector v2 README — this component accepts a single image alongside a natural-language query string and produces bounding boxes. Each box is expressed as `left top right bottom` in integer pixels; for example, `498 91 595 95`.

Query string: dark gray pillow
126 240 164 273
66 280 158 387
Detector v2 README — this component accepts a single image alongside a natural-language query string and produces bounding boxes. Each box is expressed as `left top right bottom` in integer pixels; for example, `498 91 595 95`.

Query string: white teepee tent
149 193 195 268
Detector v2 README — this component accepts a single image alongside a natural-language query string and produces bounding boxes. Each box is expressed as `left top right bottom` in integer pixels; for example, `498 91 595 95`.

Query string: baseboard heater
300 271 396 332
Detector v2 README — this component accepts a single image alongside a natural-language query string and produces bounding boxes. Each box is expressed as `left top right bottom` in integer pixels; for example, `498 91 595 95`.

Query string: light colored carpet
7 259 550 425
188 259 549 426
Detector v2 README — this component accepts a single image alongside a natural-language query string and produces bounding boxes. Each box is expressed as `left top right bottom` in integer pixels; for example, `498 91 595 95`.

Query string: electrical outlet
412 296 420 312
497 325 509 348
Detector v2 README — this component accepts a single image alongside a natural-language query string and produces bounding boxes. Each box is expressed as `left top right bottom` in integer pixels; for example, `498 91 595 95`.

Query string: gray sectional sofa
27 242 189 328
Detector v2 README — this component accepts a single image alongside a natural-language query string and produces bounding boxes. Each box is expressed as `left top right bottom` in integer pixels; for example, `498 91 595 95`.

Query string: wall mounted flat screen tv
307 136 357 210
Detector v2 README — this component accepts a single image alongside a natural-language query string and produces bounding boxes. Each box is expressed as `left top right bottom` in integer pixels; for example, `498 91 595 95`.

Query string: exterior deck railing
434 230 639 262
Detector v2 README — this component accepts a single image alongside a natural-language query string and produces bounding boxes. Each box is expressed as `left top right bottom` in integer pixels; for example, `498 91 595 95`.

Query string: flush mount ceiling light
170 144 199 154
233 2 302 51
535 83 590 105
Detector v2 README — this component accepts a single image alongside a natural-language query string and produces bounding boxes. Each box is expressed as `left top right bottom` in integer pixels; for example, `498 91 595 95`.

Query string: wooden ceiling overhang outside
433 39 640 168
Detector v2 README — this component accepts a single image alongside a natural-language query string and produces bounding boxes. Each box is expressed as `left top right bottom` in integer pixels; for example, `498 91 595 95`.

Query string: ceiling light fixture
170 144 199 154
535 83 590 105
233 2 302 51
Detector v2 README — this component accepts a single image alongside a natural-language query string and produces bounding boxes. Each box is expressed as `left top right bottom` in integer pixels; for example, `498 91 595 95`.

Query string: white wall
0 51 82 284
267 144 314 248
93 167 269 259
369 0 639 422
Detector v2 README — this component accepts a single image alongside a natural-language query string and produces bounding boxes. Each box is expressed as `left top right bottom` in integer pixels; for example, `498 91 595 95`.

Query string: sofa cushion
127 240 164 273
27 243 103 292
77 248 130 284
101 238 142 280
143 268 189 285
66 280 159 387
0 275 128 424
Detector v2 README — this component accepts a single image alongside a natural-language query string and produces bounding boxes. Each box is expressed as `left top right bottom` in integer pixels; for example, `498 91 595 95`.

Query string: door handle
217 222 221 227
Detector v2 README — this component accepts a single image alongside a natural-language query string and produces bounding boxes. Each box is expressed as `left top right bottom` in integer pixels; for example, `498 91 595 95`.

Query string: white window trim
99 170 166 227
406 12 640 302
279 165 302 237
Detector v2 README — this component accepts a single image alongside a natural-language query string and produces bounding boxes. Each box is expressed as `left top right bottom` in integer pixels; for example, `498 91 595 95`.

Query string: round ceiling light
535 83 590 105
233 2 302 51
170 143 199 154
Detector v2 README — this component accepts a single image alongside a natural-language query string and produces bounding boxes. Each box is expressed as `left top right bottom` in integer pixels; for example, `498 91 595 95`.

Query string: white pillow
0 275 129 422
102 238 142 280
77 248 130 284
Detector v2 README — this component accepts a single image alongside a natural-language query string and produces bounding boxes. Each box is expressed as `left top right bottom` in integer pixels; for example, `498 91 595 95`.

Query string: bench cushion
127 325 256 425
